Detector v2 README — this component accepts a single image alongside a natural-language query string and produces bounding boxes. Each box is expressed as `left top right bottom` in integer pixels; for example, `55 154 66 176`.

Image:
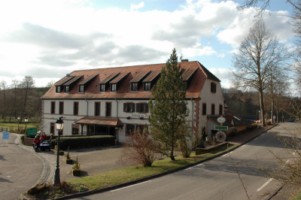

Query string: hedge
53 135 116 150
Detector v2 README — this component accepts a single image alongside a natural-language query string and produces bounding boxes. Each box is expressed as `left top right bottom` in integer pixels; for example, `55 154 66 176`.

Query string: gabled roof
63 76 82 86
142 71 160 82
110 72 129 84
41 61 221 100
100 73 119 84
130 71 150 83
182 68 198 81
79 74 98 85
55 75 74 86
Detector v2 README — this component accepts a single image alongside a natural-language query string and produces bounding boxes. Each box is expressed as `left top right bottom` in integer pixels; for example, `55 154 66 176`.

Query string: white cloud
130 2 145 10
0 0 294 87
217 8 293 48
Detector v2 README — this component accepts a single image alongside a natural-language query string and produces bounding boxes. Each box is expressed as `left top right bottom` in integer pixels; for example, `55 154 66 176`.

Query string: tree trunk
259 89 266 126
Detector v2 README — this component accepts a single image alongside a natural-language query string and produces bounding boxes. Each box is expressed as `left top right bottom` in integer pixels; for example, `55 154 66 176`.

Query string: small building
41 61 224 143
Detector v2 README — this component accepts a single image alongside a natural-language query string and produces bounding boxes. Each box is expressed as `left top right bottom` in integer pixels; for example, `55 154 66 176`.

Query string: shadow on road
0 177 12 183
0 154 5 160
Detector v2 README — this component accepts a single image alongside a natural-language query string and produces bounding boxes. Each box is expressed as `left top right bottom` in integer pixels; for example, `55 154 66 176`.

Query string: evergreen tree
149 48 187 161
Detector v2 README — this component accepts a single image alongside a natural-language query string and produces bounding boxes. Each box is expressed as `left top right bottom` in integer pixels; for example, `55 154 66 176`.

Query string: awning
76 116 123 126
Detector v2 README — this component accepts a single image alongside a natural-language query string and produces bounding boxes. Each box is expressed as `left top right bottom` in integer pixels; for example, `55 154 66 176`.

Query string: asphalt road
73 123 300 200
0 133 43 200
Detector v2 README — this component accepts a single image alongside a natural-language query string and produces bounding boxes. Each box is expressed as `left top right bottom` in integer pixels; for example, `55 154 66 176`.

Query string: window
111 84 117 91
56 86 62 93
95 102 100 116
131 83 138 91
219 104 223 115
51 101 55 114
125 124 135 136
106 102 112 117
73 102 79 115
211 82 216 93
202 103 206 115
50 123 55 135
124 103 135 113
79 85 85 92
144 82 151 91
211 104 215 115
72 124 79 135
59 101 64 114
65 85 70 93
136 103 149 113
100 84 106 92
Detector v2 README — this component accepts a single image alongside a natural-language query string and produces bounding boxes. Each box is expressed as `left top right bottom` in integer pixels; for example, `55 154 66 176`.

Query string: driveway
0 133 44 200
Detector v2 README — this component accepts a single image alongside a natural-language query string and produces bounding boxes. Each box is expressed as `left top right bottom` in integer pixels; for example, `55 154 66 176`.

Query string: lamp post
54 117 64 186
24 118 28 134
17 117 20 133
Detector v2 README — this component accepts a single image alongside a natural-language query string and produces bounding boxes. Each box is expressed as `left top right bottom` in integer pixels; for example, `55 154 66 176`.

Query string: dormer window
78 74 98 93
100 84 106 92
144 82 151 91
111 84 117 91
79 85 85 92
142 71 160 91
65 85 70 93
56 86 62 93
131 82 138 91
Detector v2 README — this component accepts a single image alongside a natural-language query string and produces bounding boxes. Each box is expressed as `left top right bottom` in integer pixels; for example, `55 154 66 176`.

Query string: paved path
0 133 43 200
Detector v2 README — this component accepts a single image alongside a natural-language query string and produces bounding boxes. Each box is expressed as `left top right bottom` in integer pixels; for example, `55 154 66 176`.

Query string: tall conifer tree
149 48 187 160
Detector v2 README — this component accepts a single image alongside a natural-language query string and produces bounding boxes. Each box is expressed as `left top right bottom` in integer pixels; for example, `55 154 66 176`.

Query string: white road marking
110 180 152 192
257 178 273 192
196 163 204 167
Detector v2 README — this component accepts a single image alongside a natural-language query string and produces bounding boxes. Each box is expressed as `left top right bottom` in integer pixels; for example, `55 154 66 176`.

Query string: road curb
54 125 276 200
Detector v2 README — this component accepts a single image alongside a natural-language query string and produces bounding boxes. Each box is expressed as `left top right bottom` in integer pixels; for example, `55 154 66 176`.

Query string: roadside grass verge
291 189 301 200
68 143 238 192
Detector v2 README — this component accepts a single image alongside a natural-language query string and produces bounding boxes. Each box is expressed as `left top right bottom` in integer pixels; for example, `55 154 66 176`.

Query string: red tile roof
41 61 220 100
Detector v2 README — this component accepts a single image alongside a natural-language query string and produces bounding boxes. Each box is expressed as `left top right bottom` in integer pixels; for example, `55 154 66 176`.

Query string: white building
41 61 224 143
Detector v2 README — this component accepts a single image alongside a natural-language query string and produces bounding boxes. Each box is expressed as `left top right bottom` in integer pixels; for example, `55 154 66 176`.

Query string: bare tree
233 18 289 126
0 81 8 119
241 0 301 92
241 0 301 11
19 76 35 120
267 64 290 123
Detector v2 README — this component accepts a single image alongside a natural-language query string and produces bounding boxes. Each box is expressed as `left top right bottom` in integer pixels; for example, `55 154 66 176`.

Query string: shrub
125 131 157 167
72 156 80 171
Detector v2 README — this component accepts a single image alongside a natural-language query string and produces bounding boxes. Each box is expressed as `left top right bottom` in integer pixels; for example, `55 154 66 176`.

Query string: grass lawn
0 122 39 131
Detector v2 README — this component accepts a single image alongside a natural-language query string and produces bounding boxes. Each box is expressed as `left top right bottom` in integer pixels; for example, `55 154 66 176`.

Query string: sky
0 0 295 88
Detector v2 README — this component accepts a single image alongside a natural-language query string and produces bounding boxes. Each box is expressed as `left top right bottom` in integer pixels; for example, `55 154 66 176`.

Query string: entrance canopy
76 116 123 127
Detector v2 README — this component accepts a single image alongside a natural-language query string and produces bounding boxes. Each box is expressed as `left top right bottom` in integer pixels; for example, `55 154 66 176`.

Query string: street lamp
24 118 28 134
54 117 64 186
17 117 20 133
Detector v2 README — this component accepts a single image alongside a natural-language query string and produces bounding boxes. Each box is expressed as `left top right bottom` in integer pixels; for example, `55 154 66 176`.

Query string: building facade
41 61 224 143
